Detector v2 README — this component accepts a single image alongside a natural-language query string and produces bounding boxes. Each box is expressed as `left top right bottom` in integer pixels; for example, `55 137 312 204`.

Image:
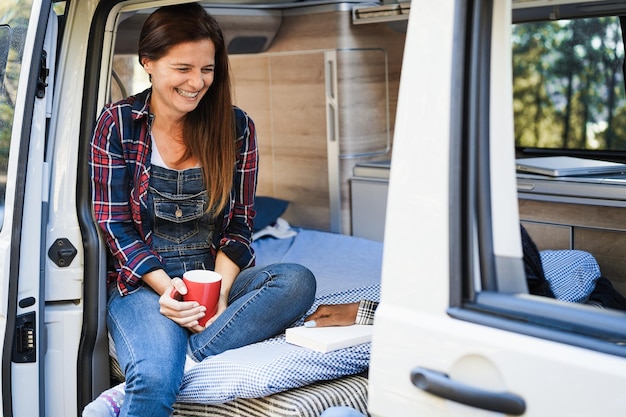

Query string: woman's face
142 39 216 119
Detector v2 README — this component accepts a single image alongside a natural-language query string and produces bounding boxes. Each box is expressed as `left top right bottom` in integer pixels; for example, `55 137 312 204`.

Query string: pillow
540 249 601 303
177 332 371 403
176 283 380 404
254 196 289 232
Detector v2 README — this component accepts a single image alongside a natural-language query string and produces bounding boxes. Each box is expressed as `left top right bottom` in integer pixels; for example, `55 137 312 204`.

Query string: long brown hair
138 3 235 213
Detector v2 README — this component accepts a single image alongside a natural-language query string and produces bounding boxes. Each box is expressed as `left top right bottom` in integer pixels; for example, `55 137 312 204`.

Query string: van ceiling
113 0 374 55
114 9 283 55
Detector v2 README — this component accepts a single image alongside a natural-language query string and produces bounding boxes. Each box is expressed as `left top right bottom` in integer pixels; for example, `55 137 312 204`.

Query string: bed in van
2 0 626 416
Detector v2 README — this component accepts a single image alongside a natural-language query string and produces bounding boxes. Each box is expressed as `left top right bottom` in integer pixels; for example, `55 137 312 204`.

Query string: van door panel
0 1 55 416
369 0 626 415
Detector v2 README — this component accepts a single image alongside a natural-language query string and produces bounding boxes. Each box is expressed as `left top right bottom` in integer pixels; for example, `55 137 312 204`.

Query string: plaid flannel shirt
355 299 379 325
90 89 258 295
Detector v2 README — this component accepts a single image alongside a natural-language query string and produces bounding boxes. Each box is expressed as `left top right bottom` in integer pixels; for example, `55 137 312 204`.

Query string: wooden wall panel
575 228 626 296
519 199 626 230
230 55 273 195
269 11 345 52
232 52 330 230
337 49 390 157
520 221 571 250
270 53 330 229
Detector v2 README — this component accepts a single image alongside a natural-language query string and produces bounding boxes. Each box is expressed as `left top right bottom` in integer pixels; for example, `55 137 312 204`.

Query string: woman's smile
142 39 215 117
176 88 200 99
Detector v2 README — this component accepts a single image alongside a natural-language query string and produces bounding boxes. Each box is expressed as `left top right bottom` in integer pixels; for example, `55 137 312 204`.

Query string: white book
285 325 374 353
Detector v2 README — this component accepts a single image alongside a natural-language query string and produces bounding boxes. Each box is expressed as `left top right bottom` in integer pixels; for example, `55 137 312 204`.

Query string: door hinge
12 312 36 363
36 50 49 99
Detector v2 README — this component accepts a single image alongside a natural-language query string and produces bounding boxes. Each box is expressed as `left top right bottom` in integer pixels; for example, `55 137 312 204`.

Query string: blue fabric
100 229 382 409
148 165 214 275
174 230 383 404
253 196 289 232
253 228 383 298
540 249 601 303
177 282 380 404
107 285 189 417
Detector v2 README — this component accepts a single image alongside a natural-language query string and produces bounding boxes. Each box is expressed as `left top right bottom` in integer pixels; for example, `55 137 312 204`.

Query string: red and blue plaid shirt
90 89 258 295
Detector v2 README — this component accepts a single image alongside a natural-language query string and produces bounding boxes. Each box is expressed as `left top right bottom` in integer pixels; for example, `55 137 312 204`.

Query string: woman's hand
304 302 360 327
159 277 207 333
201 251 240 327
204 294 229 326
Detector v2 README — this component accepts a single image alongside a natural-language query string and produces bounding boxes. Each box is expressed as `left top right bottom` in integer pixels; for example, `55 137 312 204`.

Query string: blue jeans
107 262 316 417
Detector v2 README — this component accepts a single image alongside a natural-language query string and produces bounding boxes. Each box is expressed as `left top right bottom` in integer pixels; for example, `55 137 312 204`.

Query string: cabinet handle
411 367 526 415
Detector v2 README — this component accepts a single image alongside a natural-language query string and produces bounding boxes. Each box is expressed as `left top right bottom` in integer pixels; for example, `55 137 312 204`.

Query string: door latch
36 50 49 99
48 238 77 267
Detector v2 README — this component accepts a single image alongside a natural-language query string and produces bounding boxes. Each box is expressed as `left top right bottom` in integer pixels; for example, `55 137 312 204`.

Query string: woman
89 4 316 417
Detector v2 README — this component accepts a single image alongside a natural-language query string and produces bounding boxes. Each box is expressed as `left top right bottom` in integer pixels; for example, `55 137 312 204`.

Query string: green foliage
513 17 626 151
0 0 32 175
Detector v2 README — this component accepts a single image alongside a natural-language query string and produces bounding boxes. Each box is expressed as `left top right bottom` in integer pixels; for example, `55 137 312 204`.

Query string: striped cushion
172 375 368 417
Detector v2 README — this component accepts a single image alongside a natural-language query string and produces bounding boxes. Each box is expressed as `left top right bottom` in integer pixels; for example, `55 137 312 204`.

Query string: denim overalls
104 107 317 417
147 164 214 278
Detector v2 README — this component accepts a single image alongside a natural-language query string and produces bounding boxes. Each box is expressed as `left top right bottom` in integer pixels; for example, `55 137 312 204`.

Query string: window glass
513 16 626 151
0 1 33 231
0 26 9 86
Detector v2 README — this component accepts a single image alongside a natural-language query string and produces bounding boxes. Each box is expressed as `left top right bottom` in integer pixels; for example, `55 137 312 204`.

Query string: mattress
173 374 369 417
90 227 383 417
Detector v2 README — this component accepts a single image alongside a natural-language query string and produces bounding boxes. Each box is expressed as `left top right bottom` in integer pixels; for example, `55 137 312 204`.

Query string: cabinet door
350 178 388 241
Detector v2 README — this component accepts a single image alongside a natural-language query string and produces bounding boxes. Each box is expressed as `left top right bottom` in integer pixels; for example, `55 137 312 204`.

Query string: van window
0 26 9 85
452 4 626 358
513 16 626 153
0 2 32 231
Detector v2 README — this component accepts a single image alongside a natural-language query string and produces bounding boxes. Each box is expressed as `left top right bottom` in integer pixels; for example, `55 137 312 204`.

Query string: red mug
182 270 222 327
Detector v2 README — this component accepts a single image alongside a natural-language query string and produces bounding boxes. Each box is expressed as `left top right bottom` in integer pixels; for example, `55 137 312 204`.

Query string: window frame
447 0 626 359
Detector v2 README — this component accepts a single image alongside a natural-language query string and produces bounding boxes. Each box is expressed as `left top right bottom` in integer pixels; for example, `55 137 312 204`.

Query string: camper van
2 0 626 416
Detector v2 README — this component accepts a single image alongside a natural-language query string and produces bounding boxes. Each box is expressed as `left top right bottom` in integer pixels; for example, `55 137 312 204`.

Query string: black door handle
411 367 526 415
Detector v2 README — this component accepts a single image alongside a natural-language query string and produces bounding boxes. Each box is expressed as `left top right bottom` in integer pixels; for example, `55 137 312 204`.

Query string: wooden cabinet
518 174 626 296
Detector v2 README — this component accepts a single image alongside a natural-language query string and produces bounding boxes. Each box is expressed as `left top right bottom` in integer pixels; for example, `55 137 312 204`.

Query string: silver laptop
516 156 626 177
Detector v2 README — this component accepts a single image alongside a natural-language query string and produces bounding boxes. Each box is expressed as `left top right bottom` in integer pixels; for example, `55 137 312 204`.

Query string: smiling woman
136 3 233 203
88 3 316 417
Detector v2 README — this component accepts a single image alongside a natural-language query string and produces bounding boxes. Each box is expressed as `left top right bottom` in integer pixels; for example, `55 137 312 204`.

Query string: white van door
369 0 626 416
0 1 57 416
